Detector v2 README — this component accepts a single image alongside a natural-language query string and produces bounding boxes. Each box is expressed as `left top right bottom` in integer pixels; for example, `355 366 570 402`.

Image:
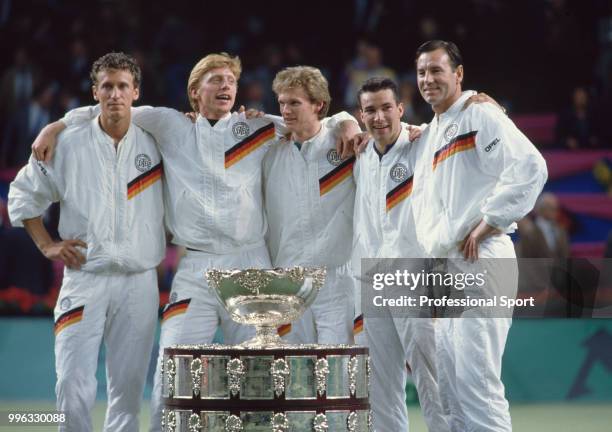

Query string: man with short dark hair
9 52 165 432
412 40 547 431
352 76 449 432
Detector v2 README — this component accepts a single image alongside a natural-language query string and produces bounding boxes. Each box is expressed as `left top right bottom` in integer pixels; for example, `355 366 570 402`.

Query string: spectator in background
555 86 599 149
595 65 612 147
65 39 91 104
239 76 266 112
0 47 39 116
399 76 427 125
342 38 397 109
247 44 285 112
2 81 56 168
517 192 570 259
0 46 40 148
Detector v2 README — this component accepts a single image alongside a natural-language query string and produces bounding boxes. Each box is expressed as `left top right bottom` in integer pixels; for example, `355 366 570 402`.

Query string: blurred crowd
0 0 611 169
1 0 611 312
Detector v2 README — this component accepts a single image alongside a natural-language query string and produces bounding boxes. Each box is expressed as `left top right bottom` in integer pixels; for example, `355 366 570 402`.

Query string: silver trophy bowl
206 267 326 347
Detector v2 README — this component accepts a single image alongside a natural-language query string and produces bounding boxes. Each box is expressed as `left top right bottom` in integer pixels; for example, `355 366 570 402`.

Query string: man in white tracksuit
33 53 359 431
9 53 165 432
352 77 450 432
263 66 357 344
411 40 548 431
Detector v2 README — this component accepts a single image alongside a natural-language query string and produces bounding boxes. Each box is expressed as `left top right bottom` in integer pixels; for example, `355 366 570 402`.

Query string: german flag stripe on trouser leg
162 299 191 323
54 306 85 335
353 314 363 336
277 323 292 337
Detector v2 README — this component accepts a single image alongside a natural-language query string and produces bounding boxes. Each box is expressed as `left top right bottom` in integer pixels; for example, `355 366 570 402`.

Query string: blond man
263 66 358 344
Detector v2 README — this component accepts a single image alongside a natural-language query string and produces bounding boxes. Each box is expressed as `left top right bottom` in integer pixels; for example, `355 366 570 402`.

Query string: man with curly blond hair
264 66 358 344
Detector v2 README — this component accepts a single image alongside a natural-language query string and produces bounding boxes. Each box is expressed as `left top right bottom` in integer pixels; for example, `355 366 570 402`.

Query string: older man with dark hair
412 40 547 431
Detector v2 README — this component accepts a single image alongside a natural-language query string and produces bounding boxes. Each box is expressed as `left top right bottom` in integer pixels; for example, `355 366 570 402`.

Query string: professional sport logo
60 297 72 311
232 122 250 140
135 154 152 172
169 292 178 303
390 163 409 183
444 123 459 142
326 149 343 166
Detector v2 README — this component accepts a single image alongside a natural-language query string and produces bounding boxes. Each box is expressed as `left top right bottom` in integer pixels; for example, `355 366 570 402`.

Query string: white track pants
281 263 354 345
438 235 517 432
54 268 158 432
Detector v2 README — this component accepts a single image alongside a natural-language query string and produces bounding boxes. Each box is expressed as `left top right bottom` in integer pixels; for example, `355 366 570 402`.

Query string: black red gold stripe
386 175 414 211
54 306 84 335
319 157 355 196
225 123 275 168
127 162 163 199
353 314 363 335
162 299 191 323
277 323 292 337
432 131 477 170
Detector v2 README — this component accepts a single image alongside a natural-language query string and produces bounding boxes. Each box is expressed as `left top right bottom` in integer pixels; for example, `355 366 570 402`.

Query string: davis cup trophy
160 267 371 431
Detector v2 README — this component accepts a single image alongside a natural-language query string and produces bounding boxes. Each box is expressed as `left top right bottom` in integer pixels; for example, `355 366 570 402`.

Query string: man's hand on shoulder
350 132 371 158
32 121 66 162
462 92 507 115
336 120 361 159
238 105 266 119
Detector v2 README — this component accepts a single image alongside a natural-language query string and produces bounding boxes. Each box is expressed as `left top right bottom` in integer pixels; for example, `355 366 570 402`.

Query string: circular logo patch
232 122 250 140
60 297 72 311
169 292 178 304
326 149 343 166
444 123 459 142
135 154 152 172
390 163 409 183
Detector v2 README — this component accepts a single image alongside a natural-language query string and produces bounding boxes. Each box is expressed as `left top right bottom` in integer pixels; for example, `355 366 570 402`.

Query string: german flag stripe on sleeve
386 175 414 211
225 123 275 168
127 162 163 200
277 323 292 337
319 157 355 196
162 299 191 323
432 131 477 170
54 305 84 335
353 314 363 335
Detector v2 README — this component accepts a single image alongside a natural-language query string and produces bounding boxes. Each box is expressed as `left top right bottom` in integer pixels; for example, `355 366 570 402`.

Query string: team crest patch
444 123 459 142
232 122 250 140
135 154 152 172
169 292 178 303
390 163 409 183
326 149 343 166
60 297 71 311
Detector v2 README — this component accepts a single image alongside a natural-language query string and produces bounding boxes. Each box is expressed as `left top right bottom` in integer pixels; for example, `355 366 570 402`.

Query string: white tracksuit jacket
412 90 548 258
263 113 356 268
9 117 165 272
263 113 357 344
